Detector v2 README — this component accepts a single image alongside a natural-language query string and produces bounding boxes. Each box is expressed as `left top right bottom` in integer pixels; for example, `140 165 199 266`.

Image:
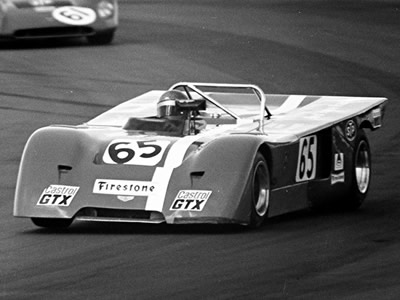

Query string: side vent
58 165 72 183
190 171 205 186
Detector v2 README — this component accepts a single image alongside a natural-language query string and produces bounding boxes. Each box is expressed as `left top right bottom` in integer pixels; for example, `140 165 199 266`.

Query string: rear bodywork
14 82 388 226
0 0 118 41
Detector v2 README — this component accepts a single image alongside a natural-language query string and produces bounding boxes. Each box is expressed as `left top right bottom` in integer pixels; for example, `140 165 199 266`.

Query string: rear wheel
249 153 270 228
342 132 371 210
31 218 72 228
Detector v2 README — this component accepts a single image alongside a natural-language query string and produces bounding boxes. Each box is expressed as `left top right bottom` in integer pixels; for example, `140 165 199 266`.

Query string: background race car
0 0 118 44
13 82 388 229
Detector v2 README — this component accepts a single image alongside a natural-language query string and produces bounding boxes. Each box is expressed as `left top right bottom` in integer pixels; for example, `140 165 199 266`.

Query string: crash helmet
157 90 188 118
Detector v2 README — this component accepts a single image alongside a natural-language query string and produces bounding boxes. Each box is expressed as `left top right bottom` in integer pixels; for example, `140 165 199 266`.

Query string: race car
13 82 388 228
0 0 118 44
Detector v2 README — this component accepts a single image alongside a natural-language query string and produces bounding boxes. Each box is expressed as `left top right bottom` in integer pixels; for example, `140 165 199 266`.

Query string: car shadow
24 207 368 236
0 37 106 50
27 221 249 235
24 211 307 235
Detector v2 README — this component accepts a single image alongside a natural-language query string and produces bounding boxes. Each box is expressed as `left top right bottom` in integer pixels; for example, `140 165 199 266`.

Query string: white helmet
157 90 188 118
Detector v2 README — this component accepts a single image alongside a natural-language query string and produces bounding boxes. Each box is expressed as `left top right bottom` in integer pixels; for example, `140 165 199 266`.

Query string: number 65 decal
103 140 170 166
296 135 317 182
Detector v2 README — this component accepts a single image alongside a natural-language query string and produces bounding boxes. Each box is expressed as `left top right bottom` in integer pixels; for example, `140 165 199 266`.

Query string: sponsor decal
52 6 96 26
334 153 344 171
331 172 345 185
103 140 170 166
345 120 357 141
170 190 212 211
93 179 155 196
117 195 135 202
34 6 54 12
371 108 382 128
296 135 317 182
372 108 381 119
30 0 54 6
31 0 54 11
37 184 79 206
146 134 216 212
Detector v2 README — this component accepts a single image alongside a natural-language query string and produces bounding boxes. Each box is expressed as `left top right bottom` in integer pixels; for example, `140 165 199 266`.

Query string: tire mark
0 92 112 109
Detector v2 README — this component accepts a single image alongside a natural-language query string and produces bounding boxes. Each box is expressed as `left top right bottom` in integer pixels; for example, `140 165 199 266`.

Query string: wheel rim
355 140 370 194
253 161 270 217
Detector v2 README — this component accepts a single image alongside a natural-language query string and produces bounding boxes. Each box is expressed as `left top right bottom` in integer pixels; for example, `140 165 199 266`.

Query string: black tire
31 217 72 228
249 153 270 228
342 132 371 210
87 31 114 45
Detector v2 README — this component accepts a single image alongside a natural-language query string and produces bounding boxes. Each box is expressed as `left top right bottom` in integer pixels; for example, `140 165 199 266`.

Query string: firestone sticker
37 185 79 206
170 190 212 211
93 179 156 196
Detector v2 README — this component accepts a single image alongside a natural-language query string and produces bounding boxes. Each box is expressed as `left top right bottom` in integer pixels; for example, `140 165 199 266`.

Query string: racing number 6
296 135 317 182
60 9 84 21
108 142 135 164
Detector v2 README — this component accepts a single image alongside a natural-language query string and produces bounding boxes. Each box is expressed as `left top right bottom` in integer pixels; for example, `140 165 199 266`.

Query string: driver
157 90 188 119
157 90 206 134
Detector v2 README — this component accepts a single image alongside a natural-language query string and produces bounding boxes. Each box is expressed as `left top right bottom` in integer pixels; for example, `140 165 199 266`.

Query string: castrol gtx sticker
170 190 212 211
103 139 170 166
37 185 79 206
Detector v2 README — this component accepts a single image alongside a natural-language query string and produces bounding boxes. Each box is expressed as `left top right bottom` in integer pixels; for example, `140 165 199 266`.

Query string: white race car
14 82 388 229
0 0 118 44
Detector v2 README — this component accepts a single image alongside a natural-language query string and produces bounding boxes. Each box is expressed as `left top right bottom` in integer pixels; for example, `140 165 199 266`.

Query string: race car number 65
296 135 317 182
103 140 170 166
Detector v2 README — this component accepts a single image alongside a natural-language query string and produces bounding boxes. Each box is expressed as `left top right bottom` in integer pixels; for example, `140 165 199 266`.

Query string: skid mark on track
0 92 111 109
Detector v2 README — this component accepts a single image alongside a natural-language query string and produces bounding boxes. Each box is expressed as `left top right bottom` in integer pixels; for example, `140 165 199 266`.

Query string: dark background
1 0 399 299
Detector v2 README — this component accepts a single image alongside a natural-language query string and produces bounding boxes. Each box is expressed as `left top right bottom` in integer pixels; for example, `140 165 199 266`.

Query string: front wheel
342 132 371 210
31 218 72 228
249 153 270 228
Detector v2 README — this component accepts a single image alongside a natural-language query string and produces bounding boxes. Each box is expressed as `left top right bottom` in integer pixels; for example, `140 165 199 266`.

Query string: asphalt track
1 0 399 299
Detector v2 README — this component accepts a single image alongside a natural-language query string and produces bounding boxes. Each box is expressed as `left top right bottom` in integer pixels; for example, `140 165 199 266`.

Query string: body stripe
145 123 249 212
272 95 306 114
145 135 203 211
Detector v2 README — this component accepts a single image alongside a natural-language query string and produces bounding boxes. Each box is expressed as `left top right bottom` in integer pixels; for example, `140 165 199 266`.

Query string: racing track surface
1 0 399 299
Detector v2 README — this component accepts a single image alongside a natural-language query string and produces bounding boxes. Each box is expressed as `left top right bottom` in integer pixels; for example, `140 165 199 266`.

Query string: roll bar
169 82 271 131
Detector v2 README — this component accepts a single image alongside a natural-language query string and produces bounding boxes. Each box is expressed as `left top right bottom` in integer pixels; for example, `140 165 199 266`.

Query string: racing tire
249 153 270 228
87 31 114 45
31 218 72 229
342 132 371 210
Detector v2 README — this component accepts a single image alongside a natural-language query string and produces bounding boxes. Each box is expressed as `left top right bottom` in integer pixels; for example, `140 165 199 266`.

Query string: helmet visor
157 100 178 117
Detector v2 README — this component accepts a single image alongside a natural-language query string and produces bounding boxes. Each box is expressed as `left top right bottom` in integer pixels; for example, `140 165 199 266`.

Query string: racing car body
0 0 118 44
13 82 388 228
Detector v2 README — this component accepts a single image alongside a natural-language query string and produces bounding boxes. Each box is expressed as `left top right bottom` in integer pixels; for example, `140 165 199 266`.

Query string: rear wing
170 82 388 138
